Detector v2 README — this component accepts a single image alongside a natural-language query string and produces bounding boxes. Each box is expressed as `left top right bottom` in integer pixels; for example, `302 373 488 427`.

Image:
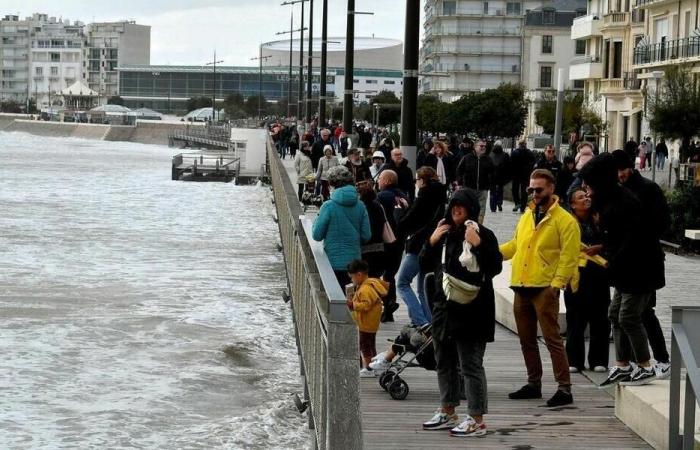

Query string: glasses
526 187 545 194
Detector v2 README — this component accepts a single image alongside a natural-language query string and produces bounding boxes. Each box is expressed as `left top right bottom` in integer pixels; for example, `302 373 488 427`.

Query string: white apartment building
0 15 31 102
522 0 587 136
421 0 543 101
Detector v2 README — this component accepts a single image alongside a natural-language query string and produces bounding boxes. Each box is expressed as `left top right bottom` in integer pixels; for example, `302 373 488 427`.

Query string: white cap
372 151 385 159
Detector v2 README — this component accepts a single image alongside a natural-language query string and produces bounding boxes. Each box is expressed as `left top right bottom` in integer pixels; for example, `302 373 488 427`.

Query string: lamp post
342 3 373 133
281 0 308 121
400 0 420 170
276 24 308 119
206 51 224 122
319 0 328 127
306 0 314 127
251 45 272 120
553 68 565 160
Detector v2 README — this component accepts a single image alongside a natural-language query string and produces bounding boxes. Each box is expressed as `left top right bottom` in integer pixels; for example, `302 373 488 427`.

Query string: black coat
490 149 511 186
623 170 670 239
382 159 415 202
377 186 408 233
555 167 576 201
425 152 458 185
344 160 371 184
396 180 447 255
510 145 536 180
361 198 386 246
535 157 563 180
311 137 332 170
456 153 494 190
418 190 502 342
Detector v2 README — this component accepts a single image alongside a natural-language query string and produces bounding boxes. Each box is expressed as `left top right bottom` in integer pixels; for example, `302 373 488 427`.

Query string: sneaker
620 366 656 386
508 384 542 399
422 410 459 430
546 389 573 407
654 361 671 380
449 417 487 437
369 358 391 372
359 368 376 378
593 366 608 373
599 366 633 388
371 351 387 362
498 205 503 211
569 366 581 373
512 206 520 212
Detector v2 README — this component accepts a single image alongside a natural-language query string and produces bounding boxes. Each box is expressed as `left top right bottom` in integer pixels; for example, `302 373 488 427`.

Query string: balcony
435 63 520 74
600 11 630 29
569 56 604 80
633 36 700 66
600 78 626 94
425 45 520 56
636 0 677 9
434 25 522 36
571 15 602 40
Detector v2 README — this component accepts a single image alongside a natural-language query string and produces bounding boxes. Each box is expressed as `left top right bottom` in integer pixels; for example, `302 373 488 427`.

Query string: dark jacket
579 154 665 293
624 139 639 161
555 167 577 201
377 186 408 233
425 152 458 185
361 197 387 248
489 146 511 186
416 149 429 170
382 158 415 202
456 153 494 191
396 179 447 255
419 189 503 342
311 137 332 170
655 142 669 157
623 169 670 239
344 159 371 184
510 145 536 181
535 157 563 180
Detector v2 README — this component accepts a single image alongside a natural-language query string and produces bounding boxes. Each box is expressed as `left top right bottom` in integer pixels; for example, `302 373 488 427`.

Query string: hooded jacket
312 185 372 271
578 154 665 293
419 189 503 342
350 278 389 333
490 145 512 186
382 158 415 202
396 179 447 255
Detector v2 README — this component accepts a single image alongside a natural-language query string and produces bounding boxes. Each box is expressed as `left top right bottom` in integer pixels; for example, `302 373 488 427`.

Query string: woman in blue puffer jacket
312 165 372 288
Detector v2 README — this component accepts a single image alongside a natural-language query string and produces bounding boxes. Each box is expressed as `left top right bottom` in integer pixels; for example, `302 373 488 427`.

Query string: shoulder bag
441 243 480 305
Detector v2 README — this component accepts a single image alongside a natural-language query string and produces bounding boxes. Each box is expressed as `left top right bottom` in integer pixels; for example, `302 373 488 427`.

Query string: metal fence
634 37 700 65
669 306 700 449
267 137 362 450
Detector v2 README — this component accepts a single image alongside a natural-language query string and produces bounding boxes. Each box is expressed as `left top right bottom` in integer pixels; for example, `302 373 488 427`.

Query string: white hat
372 151 385 159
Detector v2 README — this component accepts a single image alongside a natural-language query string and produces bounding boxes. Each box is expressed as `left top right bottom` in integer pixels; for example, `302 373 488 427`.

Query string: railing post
670 308 682 450
683 372 696 449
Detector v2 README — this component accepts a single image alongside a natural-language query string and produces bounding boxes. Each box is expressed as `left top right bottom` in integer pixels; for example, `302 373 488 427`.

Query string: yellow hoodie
499 197 581 291
350 278 389 333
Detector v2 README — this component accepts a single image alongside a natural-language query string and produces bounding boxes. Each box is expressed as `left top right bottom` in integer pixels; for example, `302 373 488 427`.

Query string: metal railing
602 11 630 25
634 37 700 65
669 306 700 449
267 137 362 450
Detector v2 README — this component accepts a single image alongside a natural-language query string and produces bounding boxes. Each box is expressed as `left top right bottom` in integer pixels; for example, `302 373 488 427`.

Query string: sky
3 0 422 67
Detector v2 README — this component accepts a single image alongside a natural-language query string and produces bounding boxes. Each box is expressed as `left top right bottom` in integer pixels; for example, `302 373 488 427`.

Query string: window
543 9 555 25
89 49 100 59
574 80 585 89
483 2 489 14
383 80 396 84
365 79 377 84
50 52 60 62
443 0 456 15
506 2 521 15
575 39 586 55
50 66 58 76
542 35 553 54
353 79 359 83
35 67 42 76
540 66 552 88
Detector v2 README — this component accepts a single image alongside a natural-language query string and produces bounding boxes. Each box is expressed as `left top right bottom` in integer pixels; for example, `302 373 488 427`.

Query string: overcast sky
3 0 422 66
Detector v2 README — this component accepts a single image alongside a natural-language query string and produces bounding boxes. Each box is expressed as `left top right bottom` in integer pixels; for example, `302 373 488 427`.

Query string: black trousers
642 292 669 363
564 265 611 369
511 177 528 212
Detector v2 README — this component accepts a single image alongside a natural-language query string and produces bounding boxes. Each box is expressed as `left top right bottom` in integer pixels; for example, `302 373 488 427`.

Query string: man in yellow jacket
500 169 581 407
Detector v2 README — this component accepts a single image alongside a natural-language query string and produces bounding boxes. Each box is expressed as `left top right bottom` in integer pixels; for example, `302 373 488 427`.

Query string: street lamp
276 23 308 119
206 51 224 122
251 46 272 120
342 2 373 133
282 0 308 122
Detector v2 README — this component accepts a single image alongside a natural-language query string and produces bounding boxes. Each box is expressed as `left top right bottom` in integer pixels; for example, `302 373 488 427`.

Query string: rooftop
262 36 402 52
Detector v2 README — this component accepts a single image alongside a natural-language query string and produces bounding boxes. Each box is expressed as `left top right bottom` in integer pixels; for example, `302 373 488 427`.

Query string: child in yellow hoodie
346 260 389 377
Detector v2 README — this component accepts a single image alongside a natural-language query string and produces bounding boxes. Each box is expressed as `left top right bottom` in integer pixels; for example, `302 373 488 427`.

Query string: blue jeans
396 253 431 326
656 153 666 170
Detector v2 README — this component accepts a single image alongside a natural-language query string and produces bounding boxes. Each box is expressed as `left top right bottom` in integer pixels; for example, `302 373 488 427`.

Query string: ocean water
0 132 307 449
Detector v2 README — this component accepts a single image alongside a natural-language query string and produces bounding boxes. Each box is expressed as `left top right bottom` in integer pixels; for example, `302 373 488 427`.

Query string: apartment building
522 0 587 136
0 15 32 102
570 0 645 151
421 0 544 101
84 21 150 98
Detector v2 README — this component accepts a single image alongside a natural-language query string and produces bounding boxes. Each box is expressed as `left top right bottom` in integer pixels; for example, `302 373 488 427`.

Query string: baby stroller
378 323 436 400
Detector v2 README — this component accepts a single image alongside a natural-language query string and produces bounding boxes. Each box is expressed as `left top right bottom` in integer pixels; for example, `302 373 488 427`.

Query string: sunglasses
526 187 545 194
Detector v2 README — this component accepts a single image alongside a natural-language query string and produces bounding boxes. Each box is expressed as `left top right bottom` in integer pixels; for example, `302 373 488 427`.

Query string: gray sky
3 0 420 66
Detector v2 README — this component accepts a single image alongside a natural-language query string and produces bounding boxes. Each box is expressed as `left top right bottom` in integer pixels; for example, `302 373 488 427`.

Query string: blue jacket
312 185 371 270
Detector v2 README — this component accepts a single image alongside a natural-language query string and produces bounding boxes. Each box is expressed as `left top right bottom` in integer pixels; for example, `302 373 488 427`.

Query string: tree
648 65 700 162
243 95 267 117
107 95 124 106
223 93 246 119
368 90 401 125
0 100 22 113
185 96 213 113
535 91 605 138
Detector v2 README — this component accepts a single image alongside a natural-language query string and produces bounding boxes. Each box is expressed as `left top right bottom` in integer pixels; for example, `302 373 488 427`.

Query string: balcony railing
426 45 521 55
602 11 630 26
623 72 642 89
435 63 519 73
634 36 700 65
435 26 521 36
571 55 601 64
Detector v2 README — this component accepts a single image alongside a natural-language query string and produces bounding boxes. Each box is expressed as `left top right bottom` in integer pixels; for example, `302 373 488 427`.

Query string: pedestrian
427 140 458 187
510 140 536 213
316 145 339 200
338 130 351 157
575 142 595 170
579 153 663 388
311 128 333 170
555 156 577 202
356 180 387 279
644 137 653 170
489 141 511 213
378 134 395 161
346 259 389 377
294 140 314 201
638 140 648 170
344 148 371 184
655 138 668 170
395 166 447 328
312 166 371 288
419 188 503 437
564 188 611 373
417 139 432 170
500 169 581 407
623 136 638 164
455 139 494 223
612 150 671 379
369 151 385 181
382 148 415 203
288 127 299 159
534 144 563 180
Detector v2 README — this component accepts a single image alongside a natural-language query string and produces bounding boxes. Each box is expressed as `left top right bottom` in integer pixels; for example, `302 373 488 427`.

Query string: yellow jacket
499 197 581 291
350 278 389 333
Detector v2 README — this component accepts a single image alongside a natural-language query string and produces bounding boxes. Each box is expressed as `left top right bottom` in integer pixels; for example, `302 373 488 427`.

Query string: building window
540 66 552 88
542 35 553 54
575 39 586 55
50 66 58 76
574 80 585 89
506 2 521 15
366 79 377 84
353 79 359 83
383 80 396 84
50 52 60 62
483 2 489 14
443 0 456 15
35 67 42 76
543 9 555 25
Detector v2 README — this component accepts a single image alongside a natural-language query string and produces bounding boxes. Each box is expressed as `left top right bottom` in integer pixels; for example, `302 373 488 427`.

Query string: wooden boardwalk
360 307 650 449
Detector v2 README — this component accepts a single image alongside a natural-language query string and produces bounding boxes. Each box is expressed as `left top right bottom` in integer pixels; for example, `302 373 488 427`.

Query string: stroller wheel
379 371 396 391
388 377 409 400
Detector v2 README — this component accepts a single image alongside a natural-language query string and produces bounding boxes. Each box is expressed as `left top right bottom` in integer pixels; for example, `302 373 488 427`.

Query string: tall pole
288 9 294 118
400 0 420 170
553 68 565 159
342 0 355 134
319 0 328 127
213 51 216 121
298 0 305 125
259 45 263 119
306 0 314 127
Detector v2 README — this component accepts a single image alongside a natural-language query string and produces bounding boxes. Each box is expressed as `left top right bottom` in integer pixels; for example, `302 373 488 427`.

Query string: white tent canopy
60 81 99 97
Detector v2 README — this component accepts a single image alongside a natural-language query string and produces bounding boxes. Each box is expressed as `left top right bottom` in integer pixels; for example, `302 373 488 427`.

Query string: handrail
267 135 362 450
669 306 700 449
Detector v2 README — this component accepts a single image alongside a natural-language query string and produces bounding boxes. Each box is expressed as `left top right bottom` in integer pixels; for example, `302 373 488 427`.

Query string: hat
611 149 634 170
326 165 354 188
372 151 385 159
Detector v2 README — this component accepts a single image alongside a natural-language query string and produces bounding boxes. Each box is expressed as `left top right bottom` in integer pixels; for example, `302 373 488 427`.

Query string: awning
60 80 99 97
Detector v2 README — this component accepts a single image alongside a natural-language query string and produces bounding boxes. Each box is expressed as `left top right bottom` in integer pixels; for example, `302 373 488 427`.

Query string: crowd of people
272 120 672 439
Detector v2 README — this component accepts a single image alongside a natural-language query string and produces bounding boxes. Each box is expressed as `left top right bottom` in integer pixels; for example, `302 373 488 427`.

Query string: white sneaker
371 351 387 362
569 366 580 373
593 366 608 373
422 410 459 430
359 368 376 378
449 416 487 437
369 358 392 372
655 361 671 380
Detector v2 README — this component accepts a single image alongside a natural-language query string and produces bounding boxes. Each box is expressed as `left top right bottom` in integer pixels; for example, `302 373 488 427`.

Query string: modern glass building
117 64 336 115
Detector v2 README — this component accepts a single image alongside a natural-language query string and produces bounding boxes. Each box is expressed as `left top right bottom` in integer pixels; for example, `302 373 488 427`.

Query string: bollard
216 159 220 171
200 154 204 164
193 159 197 177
